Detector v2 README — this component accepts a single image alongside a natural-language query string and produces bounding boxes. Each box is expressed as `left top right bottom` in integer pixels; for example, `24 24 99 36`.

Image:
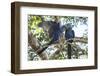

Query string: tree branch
28 31 49 60
28 31 87 60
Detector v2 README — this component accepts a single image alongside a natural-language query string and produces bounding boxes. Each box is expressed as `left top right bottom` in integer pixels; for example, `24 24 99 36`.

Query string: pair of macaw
50 22 75 59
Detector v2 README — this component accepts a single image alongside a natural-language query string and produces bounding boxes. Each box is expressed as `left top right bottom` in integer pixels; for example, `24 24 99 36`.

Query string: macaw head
65 23 74 30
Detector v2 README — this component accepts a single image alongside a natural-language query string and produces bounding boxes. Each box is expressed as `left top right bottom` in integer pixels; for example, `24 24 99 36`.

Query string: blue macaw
65 23 75 59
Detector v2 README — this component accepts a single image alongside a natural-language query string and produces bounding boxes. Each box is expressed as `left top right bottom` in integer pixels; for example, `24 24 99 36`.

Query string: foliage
28 15 88 60
28 15 51 46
